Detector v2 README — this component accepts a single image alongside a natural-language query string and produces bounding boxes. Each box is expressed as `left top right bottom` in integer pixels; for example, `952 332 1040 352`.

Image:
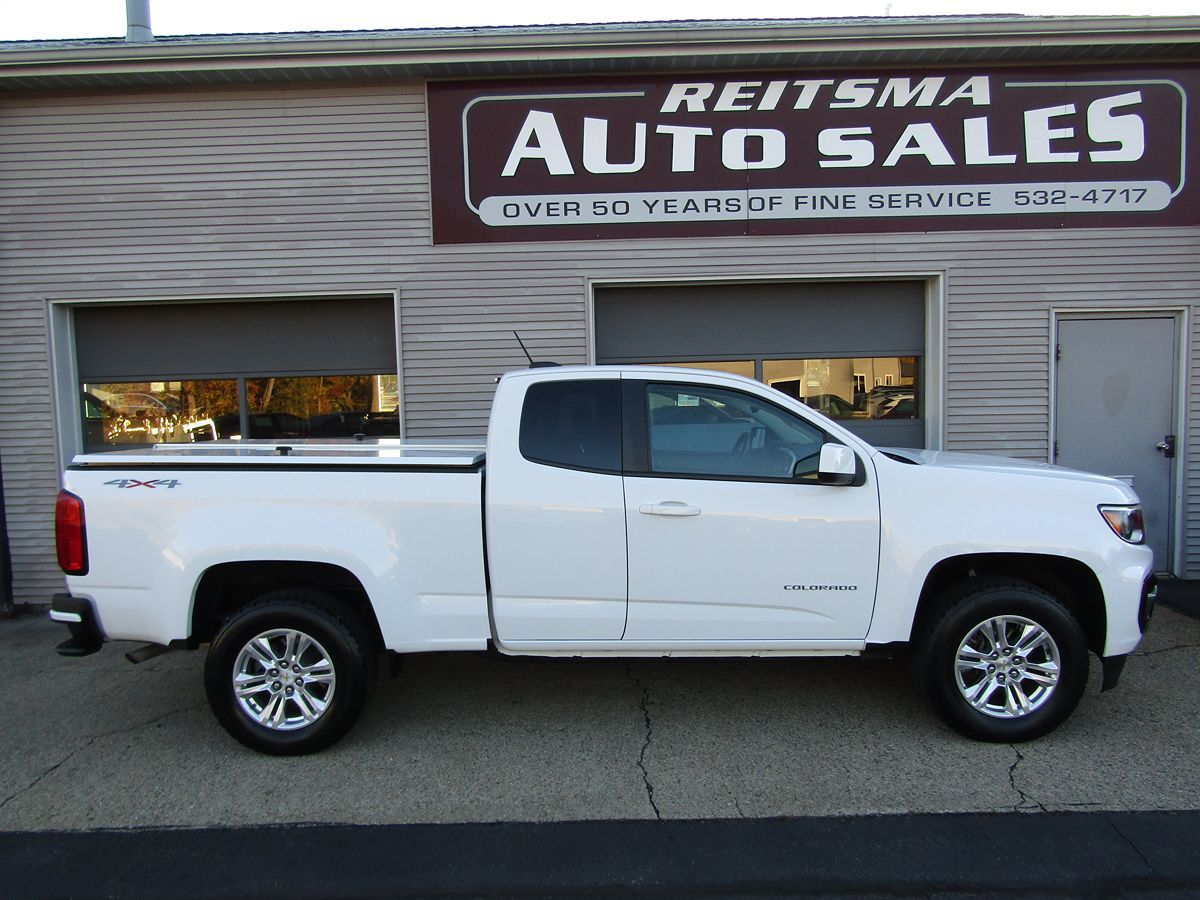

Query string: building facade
2 16 1199 607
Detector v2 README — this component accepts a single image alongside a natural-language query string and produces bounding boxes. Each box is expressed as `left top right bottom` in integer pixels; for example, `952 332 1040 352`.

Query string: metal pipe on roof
125 0 153 43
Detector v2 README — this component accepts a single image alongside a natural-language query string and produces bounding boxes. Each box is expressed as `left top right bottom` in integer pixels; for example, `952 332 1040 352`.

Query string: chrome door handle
1156 435 1176 459
639 502 701 517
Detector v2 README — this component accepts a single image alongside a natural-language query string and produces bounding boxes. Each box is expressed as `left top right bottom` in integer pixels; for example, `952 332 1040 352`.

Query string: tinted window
647 383 825 480
520 380 622 473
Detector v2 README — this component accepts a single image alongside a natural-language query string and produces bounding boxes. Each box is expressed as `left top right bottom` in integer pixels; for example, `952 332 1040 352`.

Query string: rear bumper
49 593 105 657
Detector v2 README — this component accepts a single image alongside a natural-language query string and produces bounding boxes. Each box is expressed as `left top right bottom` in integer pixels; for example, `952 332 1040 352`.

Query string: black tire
204 590 373 755
915 577 1088 743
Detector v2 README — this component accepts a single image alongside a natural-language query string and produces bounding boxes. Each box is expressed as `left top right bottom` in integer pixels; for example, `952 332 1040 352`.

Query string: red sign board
427 67 1196 244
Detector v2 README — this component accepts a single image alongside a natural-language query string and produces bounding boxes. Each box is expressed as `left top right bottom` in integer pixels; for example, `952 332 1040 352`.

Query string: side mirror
817 443 857 486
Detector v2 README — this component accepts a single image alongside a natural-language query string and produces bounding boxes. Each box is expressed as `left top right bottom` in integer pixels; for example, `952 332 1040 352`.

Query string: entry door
1055 315 1178 570
623 381 880 642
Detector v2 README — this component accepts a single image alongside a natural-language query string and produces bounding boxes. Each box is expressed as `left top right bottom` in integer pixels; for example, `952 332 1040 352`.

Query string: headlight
1099 505 1146 544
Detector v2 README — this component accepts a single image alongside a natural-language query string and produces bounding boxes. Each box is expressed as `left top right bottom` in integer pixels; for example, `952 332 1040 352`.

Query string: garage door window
82 373 398 451
764 357 920 420
245 375 398 439
83 380 239 450
650 360 755 378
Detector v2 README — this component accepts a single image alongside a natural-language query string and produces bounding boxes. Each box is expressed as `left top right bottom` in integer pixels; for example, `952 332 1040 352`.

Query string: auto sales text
498 76 1147 177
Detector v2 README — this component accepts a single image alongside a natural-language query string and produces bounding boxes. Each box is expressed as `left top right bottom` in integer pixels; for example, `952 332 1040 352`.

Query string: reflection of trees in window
247 376 374 418
82 380 240 450
82 374 398 451
180 381 239 419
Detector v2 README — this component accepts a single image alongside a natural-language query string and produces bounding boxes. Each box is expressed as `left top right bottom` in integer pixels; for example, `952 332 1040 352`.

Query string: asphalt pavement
1 590 1199 895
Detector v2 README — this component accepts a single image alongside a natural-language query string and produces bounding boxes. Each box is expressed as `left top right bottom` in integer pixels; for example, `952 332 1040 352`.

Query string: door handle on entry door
639 502 701 517
1156 435 1176 459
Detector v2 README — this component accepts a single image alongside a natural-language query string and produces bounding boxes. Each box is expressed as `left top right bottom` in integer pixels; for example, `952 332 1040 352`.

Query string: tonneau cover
70 439 486 468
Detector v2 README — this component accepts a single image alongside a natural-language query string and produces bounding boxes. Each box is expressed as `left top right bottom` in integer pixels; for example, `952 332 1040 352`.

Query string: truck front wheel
916 578 1088 742
204 591 372 755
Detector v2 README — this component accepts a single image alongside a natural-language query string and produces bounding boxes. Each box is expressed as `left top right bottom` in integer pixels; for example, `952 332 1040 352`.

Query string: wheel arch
189 560 384 651
909 553 1107 655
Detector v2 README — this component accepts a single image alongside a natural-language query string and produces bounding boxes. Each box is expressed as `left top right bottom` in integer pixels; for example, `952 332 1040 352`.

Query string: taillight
55 490 89 575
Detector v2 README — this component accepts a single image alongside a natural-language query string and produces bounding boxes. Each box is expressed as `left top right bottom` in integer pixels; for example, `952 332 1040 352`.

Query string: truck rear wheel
204 591 372 755
916 578 1088 742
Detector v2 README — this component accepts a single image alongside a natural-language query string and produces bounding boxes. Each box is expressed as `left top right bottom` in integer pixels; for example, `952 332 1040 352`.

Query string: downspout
0 450 12 617
125 0 153 43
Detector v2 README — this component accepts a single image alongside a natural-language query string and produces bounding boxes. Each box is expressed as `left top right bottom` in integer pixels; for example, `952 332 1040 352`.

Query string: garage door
594 281 926 448
74 296 399 451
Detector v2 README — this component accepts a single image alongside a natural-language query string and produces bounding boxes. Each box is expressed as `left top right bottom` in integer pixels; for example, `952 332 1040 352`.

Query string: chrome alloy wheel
954 615 1061 719
232 628 336 731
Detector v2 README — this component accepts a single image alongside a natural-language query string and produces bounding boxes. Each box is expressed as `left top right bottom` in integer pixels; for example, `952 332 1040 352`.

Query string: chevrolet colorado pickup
51 366 1156 754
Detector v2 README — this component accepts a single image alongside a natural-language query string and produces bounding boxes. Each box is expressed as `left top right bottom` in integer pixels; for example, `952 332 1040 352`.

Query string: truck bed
62 439 490 651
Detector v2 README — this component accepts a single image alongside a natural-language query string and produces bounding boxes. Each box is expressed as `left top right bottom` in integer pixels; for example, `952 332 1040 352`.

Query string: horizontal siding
1188 308 1200 576
1 79 1199 608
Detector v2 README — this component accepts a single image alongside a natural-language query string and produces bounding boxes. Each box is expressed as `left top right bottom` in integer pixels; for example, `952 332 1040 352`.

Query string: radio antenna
514 331 534 366
512 331 562 369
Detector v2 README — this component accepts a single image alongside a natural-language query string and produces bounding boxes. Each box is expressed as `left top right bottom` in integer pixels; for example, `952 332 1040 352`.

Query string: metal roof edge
3 16 1199 86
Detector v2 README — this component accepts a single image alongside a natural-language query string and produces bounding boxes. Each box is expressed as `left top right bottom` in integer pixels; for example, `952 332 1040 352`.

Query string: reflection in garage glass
647 384 825 480
764 357 919 420
244 375 399 439
81 374 399 450
647 360 756 379
82 380 238 451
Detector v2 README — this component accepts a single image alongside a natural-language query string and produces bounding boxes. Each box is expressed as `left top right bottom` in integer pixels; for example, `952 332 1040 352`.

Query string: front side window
520 380 622 473
646 383 825 480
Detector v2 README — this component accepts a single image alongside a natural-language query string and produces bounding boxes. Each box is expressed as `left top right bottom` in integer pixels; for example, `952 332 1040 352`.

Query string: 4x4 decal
103 479 181 489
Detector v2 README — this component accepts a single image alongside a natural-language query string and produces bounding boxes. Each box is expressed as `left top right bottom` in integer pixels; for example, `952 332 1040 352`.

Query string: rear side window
519 380 622 473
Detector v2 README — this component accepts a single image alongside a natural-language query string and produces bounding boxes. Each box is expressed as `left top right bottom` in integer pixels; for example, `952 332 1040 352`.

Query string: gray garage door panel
595 281 925 362
75 297 397 381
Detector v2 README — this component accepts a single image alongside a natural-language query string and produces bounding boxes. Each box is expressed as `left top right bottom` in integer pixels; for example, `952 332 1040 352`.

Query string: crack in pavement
1106 814 1158 876
1130 642 1200 658
625 665 661 821
1008 744 1047 813
0 703 204 815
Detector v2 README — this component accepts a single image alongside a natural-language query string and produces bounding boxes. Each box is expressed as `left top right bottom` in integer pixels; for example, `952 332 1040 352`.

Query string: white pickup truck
51 365 1156 754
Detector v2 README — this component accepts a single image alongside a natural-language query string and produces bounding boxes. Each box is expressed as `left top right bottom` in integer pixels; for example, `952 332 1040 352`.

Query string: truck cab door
486 375 628 641
621 379 880 642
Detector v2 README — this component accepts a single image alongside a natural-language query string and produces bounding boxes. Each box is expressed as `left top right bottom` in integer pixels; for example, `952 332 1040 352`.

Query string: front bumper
49 593 104 657
1139 574 1158 633
1100 575 1156 693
